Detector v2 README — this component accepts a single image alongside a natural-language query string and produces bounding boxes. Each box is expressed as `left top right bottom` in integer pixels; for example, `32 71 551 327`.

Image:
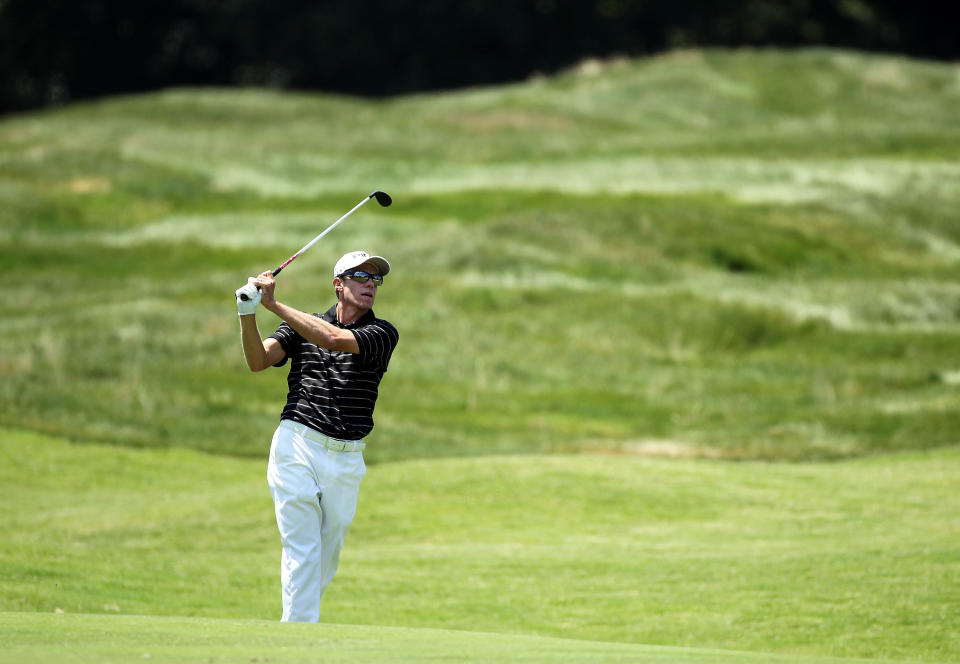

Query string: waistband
279 419 365 452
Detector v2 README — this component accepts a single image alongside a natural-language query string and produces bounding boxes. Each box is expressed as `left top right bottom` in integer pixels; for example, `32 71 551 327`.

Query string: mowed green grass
0 614 899 664
1 48 960 462
1 429 957 662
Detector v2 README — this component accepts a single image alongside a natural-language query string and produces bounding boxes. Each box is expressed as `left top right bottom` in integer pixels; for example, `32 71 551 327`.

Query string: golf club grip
238 263 286 300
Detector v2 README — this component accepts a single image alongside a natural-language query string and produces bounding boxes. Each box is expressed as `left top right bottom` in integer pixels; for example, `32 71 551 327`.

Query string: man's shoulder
368 317 399 341
354 315 399 349
373 316 397 332
360 310 397 333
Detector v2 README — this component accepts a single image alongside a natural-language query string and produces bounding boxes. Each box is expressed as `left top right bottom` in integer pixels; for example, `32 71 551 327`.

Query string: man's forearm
239 314 270 371
264 300 343 350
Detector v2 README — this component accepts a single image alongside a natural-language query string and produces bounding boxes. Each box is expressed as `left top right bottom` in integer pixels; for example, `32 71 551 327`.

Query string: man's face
335 261 381 310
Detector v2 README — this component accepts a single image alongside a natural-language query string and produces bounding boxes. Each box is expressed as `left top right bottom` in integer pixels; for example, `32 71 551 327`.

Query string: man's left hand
236 278 262 315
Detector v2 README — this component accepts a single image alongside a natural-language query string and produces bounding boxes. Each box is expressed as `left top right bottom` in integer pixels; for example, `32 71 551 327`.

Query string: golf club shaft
272 194 377 276
239 191 389 301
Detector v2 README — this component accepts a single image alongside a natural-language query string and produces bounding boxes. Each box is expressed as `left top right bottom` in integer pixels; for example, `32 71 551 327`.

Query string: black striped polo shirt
268 305 399 441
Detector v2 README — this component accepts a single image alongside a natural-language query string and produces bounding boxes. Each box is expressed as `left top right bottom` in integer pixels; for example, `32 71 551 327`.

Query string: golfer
235 250 399 622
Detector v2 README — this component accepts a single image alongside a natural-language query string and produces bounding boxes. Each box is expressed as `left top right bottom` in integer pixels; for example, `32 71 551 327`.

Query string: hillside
1 48 959 462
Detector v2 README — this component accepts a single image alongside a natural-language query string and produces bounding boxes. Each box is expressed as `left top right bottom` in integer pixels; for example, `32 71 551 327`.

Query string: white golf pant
267 419 366 623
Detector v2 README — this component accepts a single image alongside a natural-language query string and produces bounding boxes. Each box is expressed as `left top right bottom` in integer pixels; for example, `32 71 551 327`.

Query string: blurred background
2 0 958 113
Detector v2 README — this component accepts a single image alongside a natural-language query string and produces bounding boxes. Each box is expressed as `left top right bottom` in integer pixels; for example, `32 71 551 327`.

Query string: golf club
239 190 392 300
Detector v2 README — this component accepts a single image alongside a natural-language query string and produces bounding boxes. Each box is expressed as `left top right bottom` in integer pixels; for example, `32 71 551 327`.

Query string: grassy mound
1 49 959 462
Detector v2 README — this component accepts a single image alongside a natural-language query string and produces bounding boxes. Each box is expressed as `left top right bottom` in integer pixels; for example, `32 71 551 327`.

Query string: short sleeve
268 322 300 367
352 320 399 370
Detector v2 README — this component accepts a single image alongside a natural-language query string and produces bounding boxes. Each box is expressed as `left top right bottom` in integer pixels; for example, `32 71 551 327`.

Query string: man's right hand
236 278 262 315
252 271 278 309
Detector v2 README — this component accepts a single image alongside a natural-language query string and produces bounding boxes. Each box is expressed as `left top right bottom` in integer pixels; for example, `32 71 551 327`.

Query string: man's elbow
326 330 360 354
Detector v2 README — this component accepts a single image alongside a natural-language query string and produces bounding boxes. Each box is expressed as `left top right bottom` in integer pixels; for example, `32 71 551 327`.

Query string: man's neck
336 301 369 326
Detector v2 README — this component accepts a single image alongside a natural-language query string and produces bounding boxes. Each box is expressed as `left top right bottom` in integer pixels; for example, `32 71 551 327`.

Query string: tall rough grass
1 48 958 462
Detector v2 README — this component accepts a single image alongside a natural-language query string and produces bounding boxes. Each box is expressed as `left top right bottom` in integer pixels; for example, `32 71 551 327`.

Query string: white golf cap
333 251 391 278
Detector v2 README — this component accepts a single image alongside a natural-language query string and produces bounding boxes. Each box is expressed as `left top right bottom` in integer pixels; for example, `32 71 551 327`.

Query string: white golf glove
235 278 262 315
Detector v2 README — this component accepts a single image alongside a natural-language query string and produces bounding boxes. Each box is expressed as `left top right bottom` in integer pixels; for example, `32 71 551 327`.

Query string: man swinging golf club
235 249 399 622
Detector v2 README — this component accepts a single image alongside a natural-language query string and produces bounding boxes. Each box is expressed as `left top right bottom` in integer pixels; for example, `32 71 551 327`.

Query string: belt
280 419 365 452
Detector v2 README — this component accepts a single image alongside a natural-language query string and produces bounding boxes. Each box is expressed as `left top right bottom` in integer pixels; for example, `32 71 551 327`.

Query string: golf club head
371 190 392 207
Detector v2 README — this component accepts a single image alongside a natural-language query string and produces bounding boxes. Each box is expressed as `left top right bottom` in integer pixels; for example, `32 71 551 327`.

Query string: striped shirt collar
321 305 375 329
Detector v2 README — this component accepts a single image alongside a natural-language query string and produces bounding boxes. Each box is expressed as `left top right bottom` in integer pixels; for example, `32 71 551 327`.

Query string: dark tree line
1 0 957 114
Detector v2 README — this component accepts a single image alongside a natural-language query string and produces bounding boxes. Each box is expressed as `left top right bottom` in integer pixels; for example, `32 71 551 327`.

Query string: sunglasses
339 270 384 286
